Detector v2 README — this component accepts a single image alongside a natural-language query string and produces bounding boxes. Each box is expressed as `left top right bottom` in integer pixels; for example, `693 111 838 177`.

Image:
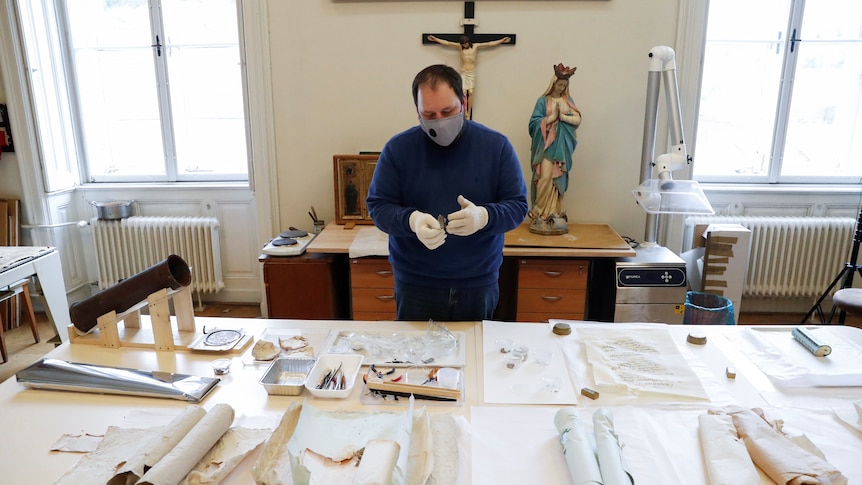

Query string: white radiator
683 216 857 298
92 216 224 293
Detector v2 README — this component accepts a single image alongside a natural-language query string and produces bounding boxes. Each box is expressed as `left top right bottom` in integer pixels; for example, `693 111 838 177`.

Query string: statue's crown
553 63 576 80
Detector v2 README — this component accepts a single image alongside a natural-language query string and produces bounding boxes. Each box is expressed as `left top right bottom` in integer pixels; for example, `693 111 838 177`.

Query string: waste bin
683 291 735 325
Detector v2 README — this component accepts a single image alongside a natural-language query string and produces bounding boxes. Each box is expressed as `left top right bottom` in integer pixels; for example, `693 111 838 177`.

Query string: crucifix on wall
423 1 516 120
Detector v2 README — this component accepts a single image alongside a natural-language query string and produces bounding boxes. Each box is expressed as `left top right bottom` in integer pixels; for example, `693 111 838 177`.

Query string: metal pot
92 200 134 220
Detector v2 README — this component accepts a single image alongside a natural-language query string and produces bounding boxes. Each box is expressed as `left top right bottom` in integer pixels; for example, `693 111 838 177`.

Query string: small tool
311 206 318 222
437 214 447 232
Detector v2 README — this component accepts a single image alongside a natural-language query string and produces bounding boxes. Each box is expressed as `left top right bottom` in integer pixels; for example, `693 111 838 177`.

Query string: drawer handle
541 295 562 303
375 271 393 277
543 271 563 278
376 295 395 301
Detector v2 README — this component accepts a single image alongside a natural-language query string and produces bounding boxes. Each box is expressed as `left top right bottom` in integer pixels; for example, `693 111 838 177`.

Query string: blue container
683 291 735 325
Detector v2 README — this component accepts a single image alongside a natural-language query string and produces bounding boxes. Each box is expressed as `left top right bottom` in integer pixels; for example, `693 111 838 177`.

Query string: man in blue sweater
367 64 529 321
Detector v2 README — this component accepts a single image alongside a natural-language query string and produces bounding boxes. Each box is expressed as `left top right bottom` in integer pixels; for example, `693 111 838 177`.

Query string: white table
0 247 71 342
0 318 860 484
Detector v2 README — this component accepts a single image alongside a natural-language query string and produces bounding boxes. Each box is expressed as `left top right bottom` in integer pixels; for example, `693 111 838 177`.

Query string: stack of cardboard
681 223 752 324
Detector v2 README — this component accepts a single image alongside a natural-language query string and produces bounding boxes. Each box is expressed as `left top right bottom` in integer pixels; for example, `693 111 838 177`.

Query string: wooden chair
0 278 39 363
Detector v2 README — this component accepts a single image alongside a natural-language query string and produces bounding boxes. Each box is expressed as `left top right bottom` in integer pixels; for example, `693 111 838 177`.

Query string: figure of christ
426 34 511 120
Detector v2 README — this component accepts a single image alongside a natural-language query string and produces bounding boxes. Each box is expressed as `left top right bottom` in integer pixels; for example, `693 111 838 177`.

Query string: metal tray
259 357 316 396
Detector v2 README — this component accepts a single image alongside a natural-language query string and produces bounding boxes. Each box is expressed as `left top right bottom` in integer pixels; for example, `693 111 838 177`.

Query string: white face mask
419 111 464 146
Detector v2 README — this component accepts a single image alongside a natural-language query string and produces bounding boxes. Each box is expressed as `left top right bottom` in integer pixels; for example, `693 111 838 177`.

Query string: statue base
529 215 569 235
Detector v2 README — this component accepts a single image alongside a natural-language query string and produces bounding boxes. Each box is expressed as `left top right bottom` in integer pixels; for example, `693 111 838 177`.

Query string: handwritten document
580 328 709 400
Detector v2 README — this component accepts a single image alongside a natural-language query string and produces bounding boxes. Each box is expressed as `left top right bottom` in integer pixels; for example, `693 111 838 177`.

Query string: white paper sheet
834 400 862 433
471 406 862 485
348 226 389 258
735 327 862 387
286 399 414 485
579 327 710 401
550 320 745 407
481 321 578 405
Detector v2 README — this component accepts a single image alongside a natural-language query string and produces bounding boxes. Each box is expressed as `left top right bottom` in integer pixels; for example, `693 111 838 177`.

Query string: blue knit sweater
367 120 528 288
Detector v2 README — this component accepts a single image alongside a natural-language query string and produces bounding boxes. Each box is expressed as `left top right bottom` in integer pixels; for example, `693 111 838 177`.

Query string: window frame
680 0 862 186
56 0 252 185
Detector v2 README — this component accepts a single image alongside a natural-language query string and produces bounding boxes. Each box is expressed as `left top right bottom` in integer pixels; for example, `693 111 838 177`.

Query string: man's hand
409 210 446 250
446 195 488 236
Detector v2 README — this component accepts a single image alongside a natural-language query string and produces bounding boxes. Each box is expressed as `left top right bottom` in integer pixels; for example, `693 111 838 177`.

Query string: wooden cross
422 1 516 119
422 2 517 46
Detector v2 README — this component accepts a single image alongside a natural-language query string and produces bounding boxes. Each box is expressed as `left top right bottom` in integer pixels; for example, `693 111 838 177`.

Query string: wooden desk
2 319 860 483
301 223 634 321
307 222 636 258
0 247 71 342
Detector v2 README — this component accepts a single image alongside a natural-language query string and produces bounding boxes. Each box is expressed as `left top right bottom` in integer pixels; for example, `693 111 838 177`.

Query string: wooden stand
68 286 199 351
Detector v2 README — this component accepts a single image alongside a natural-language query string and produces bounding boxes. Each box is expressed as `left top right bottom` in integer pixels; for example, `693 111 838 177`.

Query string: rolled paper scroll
107 405 207 485
728 408 848 485
554 407 602 485
137 403 235 485
592 408 634 485
697 413 759 485
70 254 191 333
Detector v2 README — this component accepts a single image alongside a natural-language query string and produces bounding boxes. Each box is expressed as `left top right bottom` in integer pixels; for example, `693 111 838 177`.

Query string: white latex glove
446 195 488 236
409 210 446 250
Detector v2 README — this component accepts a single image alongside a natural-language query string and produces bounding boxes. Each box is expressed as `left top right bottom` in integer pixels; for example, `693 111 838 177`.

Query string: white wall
266 1 680 242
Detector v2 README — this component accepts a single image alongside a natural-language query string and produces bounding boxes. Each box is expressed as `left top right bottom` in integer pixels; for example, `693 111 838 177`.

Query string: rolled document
729 408 848 485
554 407 602 485
107 405 207 485
697 413 759 485
138 403 235 485
592 408 634 485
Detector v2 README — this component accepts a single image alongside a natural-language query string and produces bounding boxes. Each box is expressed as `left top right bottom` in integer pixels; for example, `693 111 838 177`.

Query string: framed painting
333 154 378 226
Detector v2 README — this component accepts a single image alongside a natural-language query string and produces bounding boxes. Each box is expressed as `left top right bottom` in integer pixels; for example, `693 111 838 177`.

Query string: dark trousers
394 279 499 321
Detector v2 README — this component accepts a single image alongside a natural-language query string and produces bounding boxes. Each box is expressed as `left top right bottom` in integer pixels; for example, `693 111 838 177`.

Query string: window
55 0 248 183
693 0 862 184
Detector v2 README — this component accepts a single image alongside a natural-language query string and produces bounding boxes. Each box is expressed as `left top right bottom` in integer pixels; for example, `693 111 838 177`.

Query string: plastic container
259 357 316 395
683 291 735 325
305 353 364 399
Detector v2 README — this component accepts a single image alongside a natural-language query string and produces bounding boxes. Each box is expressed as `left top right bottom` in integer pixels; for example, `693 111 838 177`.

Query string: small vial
580 387 600 400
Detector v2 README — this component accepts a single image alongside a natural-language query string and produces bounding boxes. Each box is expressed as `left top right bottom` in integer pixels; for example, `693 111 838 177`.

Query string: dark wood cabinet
259 253 348 319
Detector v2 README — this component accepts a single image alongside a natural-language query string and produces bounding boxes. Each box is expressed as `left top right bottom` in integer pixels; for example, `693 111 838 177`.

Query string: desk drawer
517 288 585 313
518 259 588 289
351 258 394 289
351 288 397 315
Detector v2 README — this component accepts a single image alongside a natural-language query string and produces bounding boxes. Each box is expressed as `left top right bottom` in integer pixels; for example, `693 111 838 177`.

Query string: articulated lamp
632 46 713 245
